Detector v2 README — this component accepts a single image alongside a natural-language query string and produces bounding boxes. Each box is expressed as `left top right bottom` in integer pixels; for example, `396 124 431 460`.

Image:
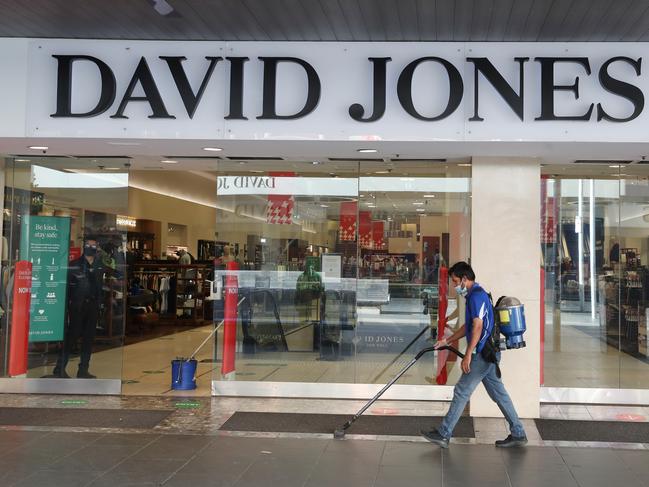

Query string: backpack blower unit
494 296 527 350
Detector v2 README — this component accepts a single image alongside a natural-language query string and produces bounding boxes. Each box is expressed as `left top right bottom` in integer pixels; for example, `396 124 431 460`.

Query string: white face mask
454 280 468 297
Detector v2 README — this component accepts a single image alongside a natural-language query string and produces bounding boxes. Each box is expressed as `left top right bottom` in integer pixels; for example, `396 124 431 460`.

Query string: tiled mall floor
0 430 649 487
0 393 648 486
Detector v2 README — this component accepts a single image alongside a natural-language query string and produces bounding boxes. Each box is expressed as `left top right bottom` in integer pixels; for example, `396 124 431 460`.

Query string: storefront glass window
212 159 471 388
542 164 649 390
1 157 129 382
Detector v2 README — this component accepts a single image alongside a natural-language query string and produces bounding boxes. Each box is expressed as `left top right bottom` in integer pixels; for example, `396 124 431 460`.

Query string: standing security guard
53 237 104 379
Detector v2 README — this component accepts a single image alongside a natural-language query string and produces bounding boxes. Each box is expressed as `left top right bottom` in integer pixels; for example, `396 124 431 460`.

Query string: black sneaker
77 370 96 379
495 434 528 448
420 429 450 449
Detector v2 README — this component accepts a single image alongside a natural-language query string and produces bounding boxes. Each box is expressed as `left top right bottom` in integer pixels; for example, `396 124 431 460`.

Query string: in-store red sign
9 260 32 377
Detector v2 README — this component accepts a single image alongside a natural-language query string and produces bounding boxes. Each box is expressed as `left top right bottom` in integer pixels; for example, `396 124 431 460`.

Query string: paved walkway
0 431 648 487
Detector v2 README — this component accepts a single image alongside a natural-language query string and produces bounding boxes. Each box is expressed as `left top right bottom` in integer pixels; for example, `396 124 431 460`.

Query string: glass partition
542 163 649 390
1 157 129 382
211 159 471 388
355 161 471 386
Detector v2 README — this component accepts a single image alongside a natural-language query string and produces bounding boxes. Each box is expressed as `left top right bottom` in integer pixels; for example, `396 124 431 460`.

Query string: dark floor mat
535 419 649 443
219 412 475 437
0 407 173 429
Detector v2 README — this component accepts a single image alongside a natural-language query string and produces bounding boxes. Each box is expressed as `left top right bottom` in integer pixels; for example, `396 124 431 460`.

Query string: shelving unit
600 267 649 357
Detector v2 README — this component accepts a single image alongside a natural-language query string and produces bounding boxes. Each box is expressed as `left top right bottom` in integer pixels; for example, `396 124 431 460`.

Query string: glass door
1 157 129 389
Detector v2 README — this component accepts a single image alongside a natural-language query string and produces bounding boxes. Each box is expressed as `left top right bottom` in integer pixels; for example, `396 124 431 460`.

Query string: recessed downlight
28 146 48 150
357 149 377 153
202 147 223 152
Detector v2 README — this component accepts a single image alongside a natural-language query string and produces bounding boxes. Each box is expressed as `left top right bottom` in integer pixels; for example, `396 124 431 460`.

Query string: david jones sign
51 54 643 123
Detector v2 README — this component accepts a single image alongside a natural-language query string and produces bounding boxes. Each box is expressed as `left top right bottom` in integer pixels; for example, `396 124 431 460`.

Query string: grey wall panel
397 0 420 40
0 0 648 42
452 0 474 41
302 0 337 40
503 0 535 41
518 0 554 42
536 0 575 41
572 0 611 40
357 0 388 40
320 0 355 41
434 0 454 41
552 0 590 41
338 0 371 41
469 0 495 41
377 0 404 41
605 0 649 41
486 0 515 41
588 0 633 41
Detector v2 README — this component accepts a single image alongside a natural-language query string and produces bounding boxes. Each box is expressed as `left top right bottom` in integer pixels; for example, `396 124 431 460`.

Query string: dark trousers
55 299 99 372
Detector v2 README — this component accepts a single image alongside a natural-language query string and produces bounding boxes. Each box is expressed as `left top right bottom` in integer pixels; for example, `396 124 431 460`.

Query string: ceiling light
412 202 424 205
374 170 390 174
14 159 30 162
458 163 472 167
609 165 621 168
161 160 178 164
357 149 377 153
202 147 223 152
28 146 48 150
320 204 329 208
416 208 426 212
423 194 435 198
105 167 121 170
312 161 321 165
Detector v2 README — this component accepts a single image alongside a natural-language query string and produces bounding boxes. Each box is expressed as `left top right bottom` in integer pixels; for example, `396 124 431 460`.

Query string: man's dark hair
449 261 475 281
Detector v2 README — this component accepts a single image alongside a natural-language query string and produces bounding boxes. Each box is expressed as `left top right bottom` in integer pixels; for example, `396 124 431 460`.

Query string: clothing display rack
130 262 208 326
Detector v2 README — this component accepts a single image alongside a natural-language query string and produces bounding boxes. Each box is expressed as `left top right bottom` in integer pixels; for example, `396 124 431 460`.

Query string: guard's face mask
84 244 98 257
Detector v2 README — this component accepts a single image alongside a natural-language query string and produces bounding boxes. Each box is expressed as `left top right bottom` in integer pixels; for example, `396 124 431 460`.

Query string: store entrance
1 156 471 397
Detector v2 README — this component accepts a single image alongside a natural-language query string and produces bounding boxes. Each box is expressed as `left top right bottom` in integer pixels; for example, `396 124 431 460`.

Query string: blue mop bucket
171 358 198 390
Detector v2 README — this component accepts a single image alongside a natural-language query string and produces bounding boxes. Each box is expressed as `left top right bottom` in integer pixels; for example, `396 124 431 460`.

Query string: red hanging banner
359 211 372 248
267 172 295 224
371 221 384 249
339 201 357 241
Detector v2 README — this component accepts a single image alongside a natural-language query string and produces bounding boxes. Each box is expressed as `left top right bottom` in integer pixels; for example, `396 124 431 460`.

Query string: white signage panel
22 39 649 142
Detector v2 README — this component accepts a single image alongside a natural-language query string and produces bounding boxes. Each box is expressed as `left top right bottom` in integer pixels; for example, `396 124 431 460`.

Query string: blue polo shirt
464 283 494 353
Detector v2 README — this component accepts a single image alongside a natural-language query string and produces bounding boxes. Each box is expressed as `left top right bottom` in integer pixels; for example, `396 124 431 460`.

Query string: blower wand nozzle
333 421 351 439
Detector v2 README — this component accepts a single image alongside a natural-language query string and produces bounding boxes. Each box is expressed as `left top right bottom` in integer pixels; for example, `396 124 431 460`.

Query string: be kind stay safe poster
20 216 70 342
